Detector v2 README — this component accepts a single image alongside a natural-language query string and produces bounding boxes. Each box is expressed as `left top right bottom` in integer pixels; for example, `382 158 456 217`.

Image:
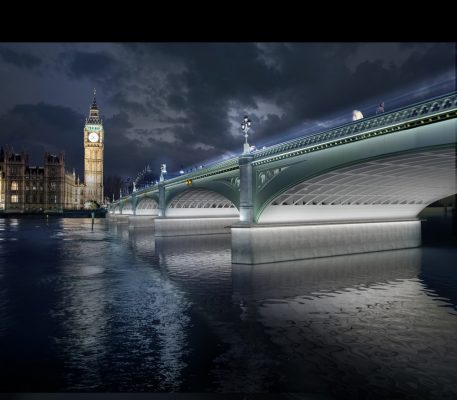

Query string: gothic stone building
0 150 85 213
0 90 104 213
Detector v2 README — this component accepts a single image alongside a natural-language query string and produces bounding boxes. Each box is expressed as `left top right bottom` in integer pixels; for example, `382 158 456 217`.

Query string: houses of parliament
0 90 104 213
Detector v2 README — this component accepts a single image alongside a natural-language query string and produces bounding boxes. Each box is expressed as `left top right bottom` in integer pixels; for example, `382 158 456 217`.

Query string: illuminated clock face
88 132 99 143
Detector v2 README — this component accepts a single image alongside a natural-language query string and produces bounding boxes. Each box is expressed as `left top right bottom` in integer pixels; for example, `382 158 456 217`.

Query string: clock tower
84 89 104 205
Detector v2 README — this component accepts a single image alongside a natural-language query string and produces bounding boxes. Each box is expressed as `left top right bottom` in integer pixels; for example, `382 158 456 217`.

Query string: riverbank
0 209 107 218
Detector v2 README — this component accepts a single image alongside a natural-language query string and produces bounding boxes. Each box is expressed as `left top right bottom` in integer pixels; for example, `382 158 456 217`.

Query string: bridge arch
135 197 159 216
121 200 134 215
257 145 456 223
165 188 239 217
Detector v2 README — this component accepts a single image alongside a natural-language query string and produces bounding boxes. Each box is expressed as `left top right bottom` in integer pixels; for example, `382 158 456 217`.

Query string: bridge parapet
252 92 457 165
165 158 239 187
109 91 457 218
119 158 240 198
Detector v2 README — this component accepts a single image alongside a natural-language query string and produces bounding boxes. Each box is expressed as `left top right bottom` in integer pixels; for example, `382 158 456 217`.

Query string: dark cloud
0 47 42 69
167 93 187 111
400 43 456 80
0 103 84 171
103 113 198 179
57 49 131 98
0 43 455 181
109 92 149 116
62 50 117 79
103 111 146 176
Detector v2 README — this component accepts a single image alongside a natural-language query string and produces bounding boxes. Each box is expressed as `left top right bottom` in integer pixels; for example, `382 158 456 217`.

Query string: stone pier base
231 219 421 264
154 217 238 237
112 214 129 224
128 215 157 229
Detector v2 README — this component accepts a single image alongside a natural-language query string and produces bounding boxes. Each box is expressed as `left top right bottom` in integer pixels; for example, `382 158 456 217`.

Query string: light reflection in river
0 217 456 399
232 249 457 398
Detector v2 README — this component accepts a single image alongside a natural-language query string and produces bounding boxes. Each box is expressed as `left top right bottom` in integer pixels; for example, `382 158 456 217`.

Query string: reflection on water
55 220 109 390
127 230 280 392
0 217 456 398
232 248 422 301
233 249 457 398
0 219 9 337
67 219 190 391
0 219 190 391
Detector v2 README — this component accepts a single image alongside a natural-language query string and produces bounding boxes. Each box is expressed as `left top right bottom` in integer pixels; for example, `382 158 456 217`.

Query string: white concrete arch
166 188 239 217
136 198 159 216
260 147 457 223
122 202 134 215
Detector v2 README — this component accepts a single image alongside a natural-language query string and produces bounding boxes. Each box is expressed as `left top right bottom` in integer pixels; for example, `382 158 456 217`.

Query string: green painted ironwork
109 92 457 216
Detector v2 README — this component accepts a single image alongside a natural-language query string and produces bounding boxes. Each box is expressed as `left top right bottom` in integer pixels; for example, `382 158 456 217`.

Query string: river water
0 216 456 399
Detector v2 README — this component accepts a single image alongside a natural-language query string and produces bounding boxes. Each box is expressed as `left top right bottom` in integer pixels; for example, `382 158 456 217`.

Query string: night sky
0 43 455 181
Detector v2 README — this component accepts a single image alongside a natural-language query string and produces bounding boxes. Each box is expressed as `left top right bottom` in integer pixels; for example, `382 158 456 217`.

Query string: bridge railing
252 91 457 161
164 157 240 186
115 157 240 198
112 91 457 205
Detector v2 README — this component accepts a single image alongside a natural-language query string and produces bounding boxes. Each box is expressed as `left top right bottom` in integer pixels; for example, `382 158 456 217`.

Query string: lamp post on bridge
238 115 254 223
241 115 251 154
158 164 167 217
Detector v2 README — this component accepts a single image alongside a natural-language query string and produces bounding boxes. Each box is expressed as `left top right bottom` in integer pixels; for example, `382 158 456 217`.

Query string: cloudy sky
0 43 455 181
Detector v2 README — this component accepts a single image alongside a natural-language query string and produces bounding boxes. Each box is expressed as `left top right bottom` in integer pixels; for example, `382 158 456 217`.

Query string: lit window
11 181 18 191
11 195 18 203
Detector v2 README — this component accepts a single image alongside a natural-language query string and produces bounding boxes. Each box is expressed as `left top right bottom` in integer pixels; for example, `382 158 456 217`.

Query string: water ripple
0 217 456 398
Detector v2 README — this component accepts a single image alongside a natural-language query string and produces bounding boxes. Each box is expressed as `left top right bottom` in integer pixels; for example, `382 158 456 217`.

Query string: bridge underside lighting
167 189 238 218
261 147 456 224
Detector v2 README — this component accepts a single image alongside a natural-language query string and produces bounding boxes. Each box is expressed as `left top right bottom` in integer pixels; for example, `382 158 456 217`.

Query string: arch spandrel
164 188 239 217
135 197 159 216
165 180 240 210
257 145 457 223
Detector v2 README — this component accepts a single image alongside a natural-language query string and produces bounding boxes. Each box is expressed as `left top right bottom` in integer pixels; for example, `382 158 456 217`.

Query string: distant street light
241 115 251 153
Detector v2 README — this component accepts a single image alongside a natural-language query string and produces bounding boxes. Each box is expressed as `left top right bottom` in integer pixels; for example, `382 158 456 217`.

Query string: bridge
109 92 457 264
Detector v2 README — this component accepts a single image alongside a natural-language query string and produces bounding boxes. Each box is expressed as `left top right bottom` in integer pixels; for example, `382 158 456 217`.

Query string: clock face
88 132 99 143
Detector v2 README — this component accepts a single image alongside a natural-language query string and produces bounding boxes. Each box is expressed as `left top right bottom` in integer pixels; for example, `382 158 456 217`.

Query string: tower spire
87 88 101 124
91 88 98 110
